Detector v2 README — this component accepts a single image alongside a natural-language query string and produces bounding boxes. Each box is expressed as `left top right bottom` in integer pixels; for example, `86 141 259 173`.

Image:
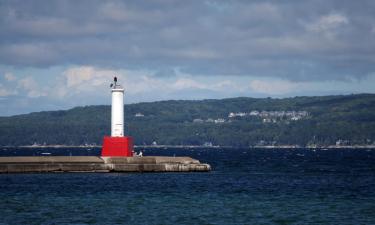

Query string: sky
0 0 375 116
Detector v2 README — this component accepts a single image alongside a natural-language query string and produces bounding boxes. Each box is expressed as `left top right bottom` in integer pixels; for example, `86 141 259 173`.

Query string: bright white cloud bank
56 66 244 98
1 65 375 115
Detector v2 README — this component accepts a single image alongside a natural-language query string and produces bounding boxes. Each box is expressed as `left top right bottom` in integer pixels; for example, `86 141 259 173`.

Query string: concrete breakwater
0 156 211 173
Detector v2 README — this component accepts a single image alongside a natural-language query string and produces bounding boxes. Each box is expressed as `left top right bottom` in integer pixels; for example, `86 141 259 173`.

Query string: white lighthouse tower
111 78 124 137
101 77 134 157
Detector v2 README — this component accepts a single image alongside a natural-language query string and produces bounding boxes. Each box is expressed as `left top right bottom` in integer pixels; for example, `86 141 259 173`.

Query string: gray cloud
0 0 375 81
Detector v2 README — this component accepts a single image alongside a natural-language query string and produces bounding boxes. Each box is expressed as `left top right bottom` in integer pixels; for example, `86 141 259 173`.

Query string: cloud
0 0 375 116
172 78 206 90
17 77 46 98
4 72 16 81
0 84 16 97
306 13 349 32
54 66 248 100
1 64 375 116
57 66 226 94
64 66 96 87
249 80 299 95
56 66 118 98
0 0 374 81
305 13 349 39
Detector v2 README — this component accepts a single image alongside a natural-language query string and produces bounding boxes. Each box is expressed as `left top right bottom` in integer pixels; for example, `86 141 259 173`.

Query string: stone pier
0 156 211 173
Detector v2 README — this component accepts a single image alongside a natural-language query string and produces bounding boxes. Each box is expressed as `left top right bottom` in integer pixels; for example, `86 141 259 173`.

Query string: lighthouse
101 77 133 157
111 77 124 137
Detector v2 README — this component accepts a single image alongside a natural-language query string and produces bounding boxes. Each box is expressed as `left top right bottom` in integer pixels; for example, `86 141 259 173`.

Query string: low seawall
0 156 211 173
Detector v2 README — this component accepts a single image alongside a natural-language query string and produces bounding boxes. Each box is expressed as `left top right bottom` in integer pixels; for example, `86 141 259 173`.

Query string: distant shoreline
1 145 375 149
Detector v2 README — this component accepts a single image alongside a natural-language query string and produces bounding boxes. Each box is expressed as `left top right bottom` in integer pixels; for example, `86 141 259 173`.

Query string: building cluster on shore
190 110 310 125
229 110 309 121
192 118 226 124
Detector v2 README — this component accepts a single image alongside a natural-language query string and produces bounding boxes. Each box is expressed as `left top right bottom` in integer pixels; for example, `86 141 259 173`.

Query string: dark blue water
0 147 375 224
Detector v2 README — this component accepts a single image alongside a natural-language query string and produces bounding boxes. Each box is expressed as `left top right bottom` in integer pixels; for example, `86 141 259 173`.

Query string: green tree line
0 94 374 147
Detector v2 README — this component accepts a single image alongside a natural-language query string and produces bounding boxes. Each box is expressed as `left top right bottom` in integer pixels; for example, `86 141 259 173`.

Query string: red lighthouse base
101 136 134 157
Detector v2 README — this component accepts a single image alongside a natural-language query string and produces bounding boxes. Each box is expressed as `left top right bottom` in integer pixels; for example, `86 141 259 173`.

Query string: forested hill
1 94 375 147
